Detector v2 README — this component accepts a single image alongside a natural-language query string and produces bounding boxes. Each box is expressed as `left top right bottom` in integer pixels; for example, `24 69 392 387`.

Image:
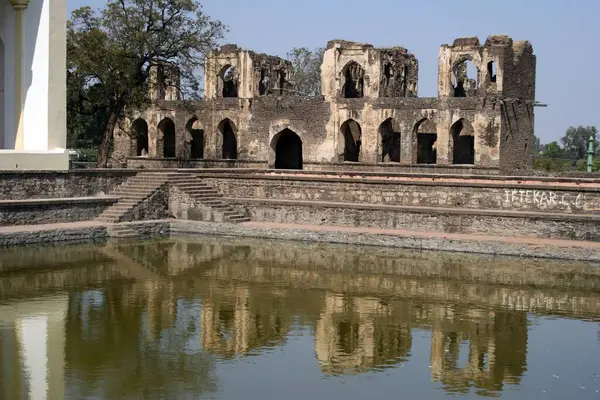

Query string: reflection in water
0 237 599 398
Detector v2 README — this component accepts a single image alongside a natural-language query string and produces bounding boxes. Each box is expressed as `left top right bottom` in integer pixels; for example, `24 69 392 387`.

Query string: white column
9 0 30 151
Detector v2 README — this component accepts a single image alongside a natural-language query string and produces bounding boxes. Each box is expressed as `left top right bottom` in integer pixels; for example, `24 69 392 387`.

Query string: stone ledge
169 220 600 262
225 197 600 222
0 196 119 207
201 173 600 192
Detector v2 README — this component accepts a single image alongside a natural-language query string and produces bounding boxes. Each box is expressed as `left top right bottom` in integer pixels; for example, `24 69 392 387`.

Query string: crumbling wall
379 48 418 98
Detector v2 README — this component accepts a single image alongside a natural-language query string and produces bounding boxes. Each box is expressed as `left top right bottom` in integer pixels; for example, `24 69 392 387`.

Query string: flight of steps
96 173 168 223
106 224 141 239
168 173 250 223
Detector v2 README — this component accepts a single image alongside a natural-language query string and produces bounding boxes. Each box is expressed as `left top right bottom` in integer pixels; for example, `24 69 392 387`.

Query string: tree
286 47 324 96
560 125 598 160
542 141 564 158
67 0 227 167
532 135 542 154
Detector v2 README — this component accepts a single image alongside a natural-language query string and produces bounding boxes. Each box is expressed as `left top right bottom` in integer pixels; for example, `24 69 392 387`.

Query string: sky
67 0 600 144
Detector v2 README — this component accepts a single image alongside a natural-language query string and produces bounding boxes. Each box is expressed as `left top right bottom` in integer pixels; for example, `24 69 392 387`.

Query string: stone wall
0 170 136 200
228 199 600 242
203 175 600 215
0 197 118 226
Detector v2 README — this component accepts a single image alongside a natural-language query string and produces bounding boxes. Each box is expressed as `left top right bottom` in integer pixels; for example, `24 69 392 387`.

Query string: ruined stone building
114 35 536 173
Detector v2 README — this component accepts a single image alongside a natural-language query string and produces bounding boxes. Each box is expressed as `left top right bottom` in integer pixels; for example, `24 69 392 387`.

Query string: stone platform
0 168 599 260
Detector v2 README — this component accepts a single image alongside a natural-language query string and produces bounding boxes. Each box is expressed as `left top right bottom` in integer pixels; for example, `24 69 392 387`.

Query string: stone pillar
10 0 30 150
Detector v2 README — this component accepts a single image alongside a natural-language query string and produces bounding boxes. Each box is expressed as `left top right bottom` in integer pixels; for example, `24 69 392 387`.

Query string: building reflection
429 305 527 395
315 293 411 375
1 237 600 397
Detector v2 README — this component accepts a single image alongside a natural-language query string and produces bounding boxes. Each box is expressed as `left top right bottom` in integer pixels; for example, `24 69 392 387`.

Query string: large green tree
560 125 597 160
286 47 324 96
67 0 227 167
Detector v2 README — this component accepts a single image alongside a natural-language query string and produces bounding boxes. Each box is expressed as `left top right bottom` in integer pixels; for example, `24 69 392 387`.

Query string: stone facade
113 35 536 174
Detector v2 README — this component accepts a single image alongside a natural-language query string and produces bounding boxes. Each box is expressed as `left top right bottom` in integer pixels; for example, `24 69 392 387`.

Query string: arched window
414 118 437 164
219 65 238 98
378 118 400 162
186 118 204 159
341 61 365 98
451 119 475 164
218 119 237 159
452 57 478 97
273 129 302 169
259 68 270 96
158 118 176 158
487 61 497 83
340 119 362 162
131 118 149 156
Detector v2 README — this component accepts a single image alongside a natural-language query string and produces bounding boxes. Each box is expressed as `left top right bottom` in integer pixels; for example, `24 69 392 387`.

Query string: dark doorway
452 119 475 164
415 119 437 164
417 134 437 164
340 119 362 162
131 119 149 156
342 62 365 98
274 129 302 169
158 118 176 158
219 119 237 159
186 119 204 159
379 119 400 162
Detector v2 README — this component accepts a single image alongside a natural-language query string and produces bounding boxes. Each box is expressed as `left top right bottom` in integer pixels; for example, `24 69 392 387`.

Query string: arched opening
415 119 437 164
219 65 238 98
218 119 237 159
186 118 204 159
378 118 400 162
487 61 497 83
259 68 270 96
273 129 302 170
341 61 365 98
131 119 149 156
452 58 478 97
451 119 475 164
158 118 176 158
340 119 362 162
0 38 4 148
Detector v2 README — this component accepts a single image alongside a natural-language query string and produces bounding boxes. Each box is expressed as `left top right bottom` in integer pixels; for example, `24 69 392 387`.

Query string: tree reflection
64 285 218 399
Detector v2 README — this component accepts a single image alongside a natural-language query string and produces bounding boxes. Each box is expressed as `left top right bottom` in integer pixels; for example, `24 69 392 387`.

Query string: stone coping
1 219 600 261
200 173 600 192
0 196 119 207
225 197 600 222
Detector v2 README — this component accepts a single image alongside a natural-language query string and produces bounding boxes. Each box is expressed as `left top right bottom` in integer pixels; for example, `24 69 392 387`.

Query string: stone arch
414 118 437 164
340 119 362 162
271 128 303 169
0 37 4 148
378 118 400 162
451 118 475 164
218 65 238 98
131 118 149 157
341 61 365 98
158 117 176 158
218 118 237 159
452 55 479 97
186 117 204 159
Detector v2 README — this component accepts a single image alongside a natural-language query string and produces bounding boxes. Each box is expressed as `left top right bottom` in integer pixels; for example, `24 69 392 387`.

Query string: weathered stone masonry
113 35 536 174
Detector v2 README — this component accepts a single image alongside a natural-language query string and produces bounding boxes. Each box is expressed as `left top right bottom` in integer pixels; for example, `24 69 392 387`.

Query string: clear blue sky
67 0 600 144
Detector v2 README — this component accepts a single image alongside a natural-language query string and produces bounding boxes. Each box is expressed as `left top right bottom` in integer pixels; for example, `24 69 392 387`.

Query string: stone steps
96 173 168 223
170 175 249 223
106 224 141 239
